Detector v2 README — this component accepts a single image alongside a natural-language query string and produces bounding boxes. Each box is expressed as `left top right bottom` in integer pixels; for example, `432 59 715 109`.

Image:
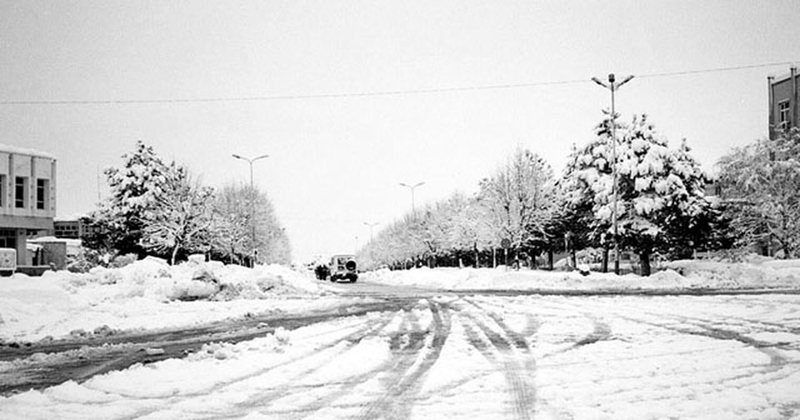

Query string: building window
36 179 49 210
0 175 5 207
15 177 28 209
778 100 790 130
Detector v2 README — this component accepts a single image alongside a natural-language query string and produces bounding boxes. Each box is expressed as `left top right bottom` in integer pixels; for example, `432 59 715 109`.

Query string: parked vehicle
0 248 17 276
326 254 358 283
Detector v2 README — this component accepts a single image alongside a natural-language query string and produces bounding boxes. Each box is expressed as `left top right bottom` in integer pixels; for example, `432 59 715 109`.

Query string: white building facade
0 144 57 265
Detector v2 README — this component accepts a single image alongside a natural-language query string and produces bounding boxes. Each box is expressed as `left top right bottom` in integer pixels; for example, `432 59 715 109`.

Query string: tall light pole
591 73 633 275
232 153 269 267
399 181 425 213
363 222 379 240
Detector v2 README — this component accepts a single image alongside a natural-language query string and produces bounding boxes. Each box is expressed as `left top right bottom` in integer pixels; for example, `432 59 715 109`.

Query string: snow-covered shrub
109 253 138 268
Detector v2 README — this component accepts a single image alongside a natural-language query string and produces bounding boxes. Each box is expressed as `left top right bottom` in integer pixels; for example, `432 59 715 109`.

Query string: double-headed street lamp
363 222 379 241
591 73 634 275
232 153 269 267
399 181 425 213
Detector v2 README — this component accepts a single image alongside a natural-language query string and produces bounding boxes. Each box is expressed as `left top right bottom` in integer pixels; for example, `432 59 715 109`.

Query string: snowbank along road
2 281 800 419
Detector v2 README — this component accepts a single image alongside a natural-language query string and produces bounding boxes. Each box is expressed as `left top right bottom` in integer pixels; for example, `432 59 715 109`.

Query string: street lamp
399 181 425 213
232 153 269 267
363 222 379 240
591 73 634 275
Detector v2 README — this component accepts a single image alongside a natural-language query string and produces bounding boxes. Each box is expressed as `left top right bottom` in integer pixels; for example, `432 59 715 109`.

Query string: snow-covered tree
140 167 214 264
478 147 556 260
562 114 713 275
447 193 495 266
84 141 173 257
717 128 800 258
210 183 291 265
557 141 602 268
209 184 251 264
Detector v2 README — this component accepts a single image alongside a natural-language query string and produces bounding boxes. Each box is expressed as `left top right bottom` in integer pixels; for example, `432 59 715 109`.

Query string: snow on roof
0 143 56 160
54 213 90 222
27 235 78 243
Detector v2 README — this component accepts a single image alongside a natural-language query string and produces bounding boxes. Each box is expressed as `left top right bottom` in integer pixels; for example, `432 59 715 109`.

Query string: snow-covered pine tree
86 141 174 257
562 114 713 275
558 139 610 270
717 128 800 258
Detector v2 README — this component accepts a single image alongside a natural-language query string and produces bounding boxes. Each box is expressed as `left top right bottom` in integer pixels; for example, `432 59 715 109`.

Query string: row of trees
82 141 291 265
359 115 800 276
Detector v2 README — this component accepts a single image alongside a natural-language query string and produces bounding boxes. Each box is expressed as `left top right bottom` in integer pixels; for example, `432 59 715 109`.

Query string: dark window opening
36 179 48 210
15 177 26 209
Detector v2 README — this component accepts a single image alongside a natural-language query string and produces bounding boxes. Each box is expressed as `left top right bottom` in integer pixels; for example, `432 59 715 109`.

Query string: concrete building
0 144 57 265
768 67 800 139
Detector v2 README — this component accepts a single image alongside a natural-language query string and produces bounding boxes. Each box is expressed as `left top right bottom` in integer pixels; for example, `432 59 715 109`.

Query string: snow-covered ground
0 258 350 343
2 293 799 419
362 258 800 292
1 259 799 419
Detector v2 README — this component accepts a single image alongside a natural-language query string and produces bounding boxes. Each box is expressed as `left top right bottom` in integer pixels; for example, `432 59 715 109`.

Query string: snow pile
0 260 331 342
67 257 324 302
363 261 800 292
664 258 800 289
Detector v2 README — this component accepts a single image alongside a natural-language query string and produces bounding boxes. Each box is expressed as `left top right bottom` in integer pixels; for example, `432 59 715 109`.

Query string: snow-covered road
3 290 800 419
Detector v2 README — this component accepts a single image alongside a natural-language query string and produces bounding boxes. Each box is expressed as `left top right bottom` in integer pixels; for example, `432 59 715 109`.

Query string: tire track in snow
252 303 445 420
458 299 536 420
114 311 400 420
274 308 427 419
462 298 536 352
353 300 451 420
561 298 800 397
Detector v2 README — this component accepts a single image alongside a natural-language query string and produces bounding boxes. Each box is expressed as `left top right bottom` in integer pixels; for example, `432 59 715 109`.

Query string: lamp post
399 181 425 213
591 73 633 275
232 153 269 267
363 222 379 240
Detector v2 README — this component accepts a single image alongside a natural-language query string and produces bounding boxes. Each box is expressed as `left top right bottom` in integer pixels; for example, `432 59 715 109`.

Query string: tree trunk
570 249 577 270
171 244 180 266
640 249 652 276
601 246 609 273
547 249 554 270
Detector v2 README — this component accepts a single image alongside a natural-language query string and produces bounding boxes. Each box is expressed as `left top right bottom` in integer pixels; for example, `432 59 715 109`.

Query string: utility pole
399 181 425 214
232 153 269 267
591 73 634 275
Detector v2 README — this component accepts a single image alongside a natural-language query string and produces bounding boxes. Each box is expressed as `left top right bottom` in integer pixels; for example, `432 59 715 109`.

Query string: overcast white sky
2 0 799 263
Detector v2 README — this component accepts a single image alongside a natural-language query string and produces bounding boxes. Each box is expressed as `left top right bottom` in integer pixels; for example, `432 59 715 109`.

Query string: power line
1 60 796 106
637 60 798 79
0 78 591 105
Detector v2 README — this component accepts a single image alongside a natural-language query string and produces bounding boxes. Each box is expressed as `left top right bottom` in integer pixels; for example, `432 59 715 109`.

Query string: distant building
54 216 100 239
0 144 57 265
768 67 800 139
54 218 81 239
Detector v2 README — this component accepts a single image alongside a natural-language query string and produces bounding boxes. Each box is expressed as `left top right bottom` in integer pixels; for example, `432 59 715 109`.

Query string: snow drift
0 259 329 342
363 258 800 292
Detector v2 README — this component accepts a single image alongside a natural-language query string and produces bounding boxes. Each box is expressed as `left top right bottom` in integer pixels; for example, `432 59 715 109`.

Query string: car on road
316 254 358 283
